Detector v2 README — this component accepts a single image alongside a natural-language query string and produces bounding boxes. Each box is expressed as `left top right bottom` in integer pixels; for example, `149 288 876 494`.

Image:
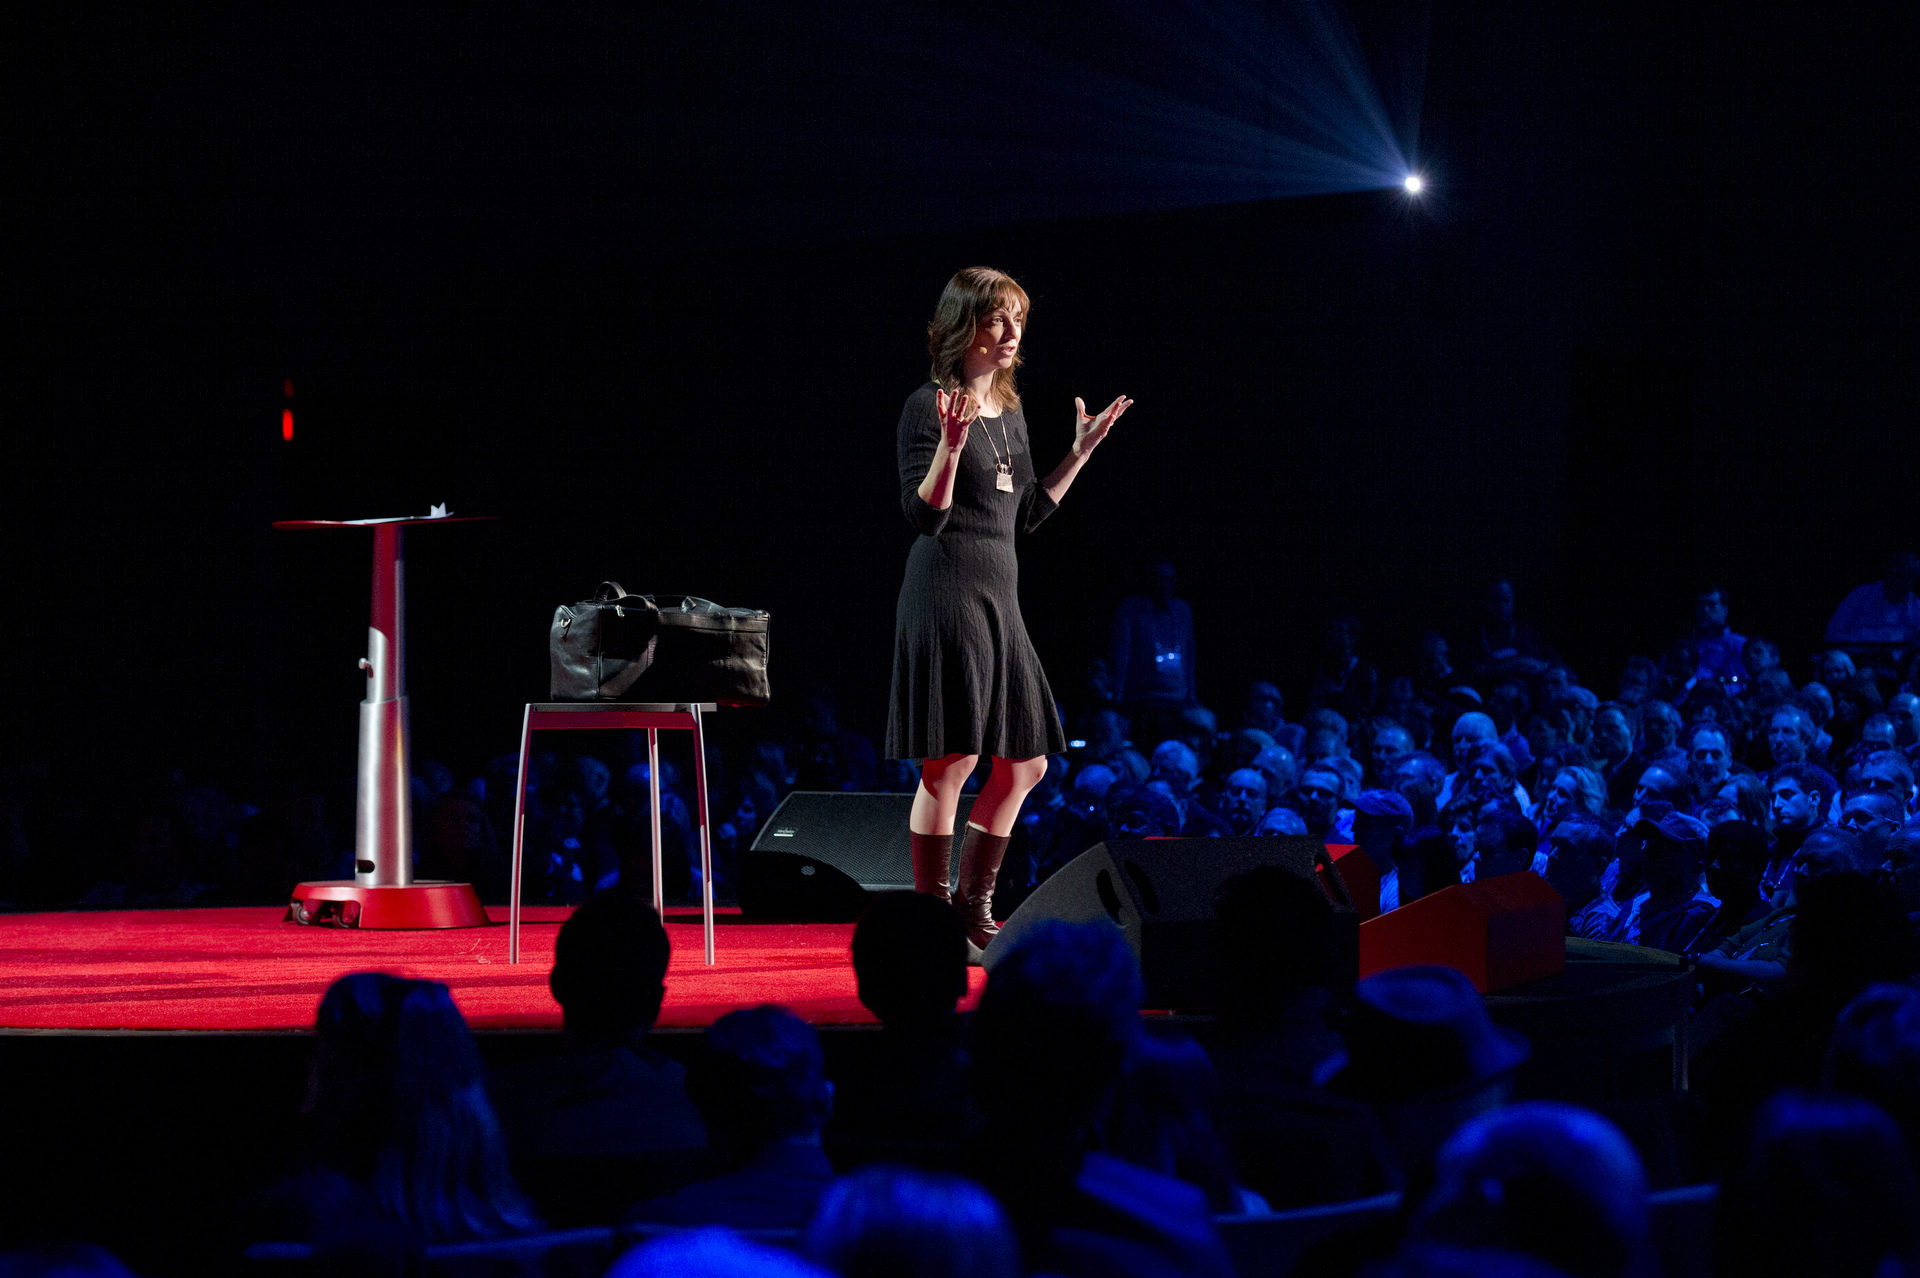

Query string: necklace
975 408 1016 492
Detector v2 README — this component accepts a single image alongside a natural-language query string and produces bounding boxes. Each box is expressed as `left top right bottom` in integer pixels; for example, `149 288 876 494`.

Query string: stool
508 702 718 964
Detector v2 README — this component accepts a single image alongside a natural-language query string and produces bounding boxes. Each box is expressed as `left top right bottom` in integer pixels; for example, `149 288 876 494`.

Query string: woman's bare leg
967 755 1050 837
909 752 980 835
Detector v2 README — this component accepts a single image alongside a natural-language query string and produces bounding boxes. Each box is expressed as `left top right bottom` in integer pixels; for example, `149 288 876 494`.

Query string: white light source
1403 174 1424 194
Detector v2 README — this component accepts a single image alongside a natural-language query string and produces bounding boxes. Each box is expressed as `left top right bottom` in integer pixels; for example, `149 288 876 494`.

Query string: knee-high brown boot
954 823 1011 950
910 830 953 903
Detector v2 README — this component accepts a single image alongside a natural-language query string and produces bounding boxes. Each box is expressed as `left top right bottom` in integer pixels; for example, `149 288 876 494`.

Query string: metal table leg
508 703 533 965
690 704 715 966
648 728 665 918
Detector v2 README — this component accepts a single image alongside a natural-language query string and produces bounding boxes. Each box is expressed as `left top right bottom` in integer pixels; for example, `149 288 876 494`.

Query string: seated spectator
1243 681 1286 733
1216 768 1269 836
1460 743 1530 816
1146 776 1229 839
1696 819 1773 956
1293 763 1350 842
488 894 707 1224
799 687 879 793
1857 748 1918 816
629 1005 836 1230
828 892 971 1170
1745 635 1782 678
1569 815 1653 942
1800 682 1839 758
967 919 1234 1277
1615 655 1657 707
1370 721 1416 785
1691 583 1749 689
802 1165 1020 1278
1589 703 1638 810
1628 699 1687 782
1386 751 1449 828
1468 576 1555 680
1108 1029 1262 1214
1840 788 1906 866
1530 766 1605 849
1614 811 1718 953
1825 551 1920 647
1353 789 1415 911
1251 745 1299 808
1542 816 1612 921
1826 983 1920 1159
1696 827 1876 998
1441 797 1480 879
1256 806 1310 836
1685 723 1736 814
609 1227 830 1278
255 973 539 1255
1209 866 1397 1208
1435 712 1499 809
1335 965 1530 1183
416 793 508 903
1309 613 1379 721
1764 761 1837 902
1716 771 1771 829
1103 782 1182 840
1715 1091 1920 1278
1404 1103 1653 1278
1891 691 1920 752
1109 557 1198 719
1465 808 1537 883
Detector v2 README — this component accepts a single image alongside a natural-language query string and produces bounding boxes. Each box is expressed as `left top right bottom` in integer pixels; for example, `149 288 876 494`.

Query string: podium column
356 521 412 885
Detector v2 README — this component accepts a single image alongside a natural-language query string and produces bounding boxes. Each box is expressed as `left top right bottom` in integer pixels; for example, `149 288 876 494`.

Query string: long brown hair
927 267 1030 411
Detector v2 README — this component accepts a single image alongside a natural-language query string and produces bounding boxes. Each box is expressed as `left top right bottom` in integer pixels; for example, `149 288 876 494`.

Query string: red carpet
0 906 986 1032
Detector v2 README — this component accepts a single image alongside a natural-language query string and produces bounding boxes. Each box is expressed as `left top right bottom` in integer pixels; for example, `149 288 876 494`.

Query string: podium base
289 881 493 930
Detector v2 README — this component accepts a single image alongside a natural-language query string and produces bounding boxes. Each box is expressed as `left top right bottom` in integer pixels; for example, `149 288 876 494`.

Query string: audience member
1825 551 1920 647
1387 751 1449 829
1217 768 1269 836
1826 983 1920 1158
1370 722 1415 785
488 894 707 1224
829 892 971 1170
1715 771 1771 829
1335 965 1530 1184
1615 811 1717 953
1468 577 1555 680
1715 1091 1920 1278
1839 788 1906 866
1404 1103 1653 1278
1353 789 1415 911
967 919 1234 1277
630 1005 836 1230
802 1165 1020 1278
1293 763 1350 842
1763 761 1836 902
1696 820 1772 956
1589 703 1638 809
257 973 539 1255
1542 816 1611 919
1210 866 1397 1208
1107 1029 1259 1214
1109 557 1199 720
1691 584 1749 689
1684 724 1736 814
1242 681 1285 733
608 1227 830 1278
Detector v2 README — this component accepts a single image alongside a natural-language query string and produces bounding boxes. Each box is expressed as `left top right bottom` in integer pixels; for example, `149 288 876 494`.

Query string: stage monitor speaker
739 791 975 921
984 837 1359 1010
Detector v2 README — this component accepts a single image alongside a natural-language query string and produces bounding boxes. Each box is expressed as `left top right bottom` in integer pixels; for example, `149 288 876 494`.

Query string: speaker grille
749 792 976 891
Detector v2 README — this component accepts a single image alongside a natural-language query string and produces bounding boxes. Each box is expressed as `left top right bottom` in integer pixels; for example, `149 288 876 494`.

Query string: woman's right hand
935 388 977 451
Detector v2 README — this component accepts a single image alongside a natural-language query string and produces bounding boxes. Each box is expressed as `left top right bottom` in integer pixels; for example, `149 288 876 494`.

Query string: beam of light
642 0 1429 244
282 408 294 441
1403 174 1423 193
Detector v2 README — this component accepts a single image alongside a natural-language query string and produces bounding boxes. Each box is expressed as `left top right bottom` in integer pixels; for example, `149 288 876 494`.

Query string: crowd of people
5 560 1920 1276
22 873 1920 1276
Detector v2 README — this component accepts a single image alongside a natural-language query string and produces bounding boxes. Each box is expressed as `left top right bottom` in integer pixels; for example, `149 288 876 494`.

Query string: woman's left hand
1072 395 1132 458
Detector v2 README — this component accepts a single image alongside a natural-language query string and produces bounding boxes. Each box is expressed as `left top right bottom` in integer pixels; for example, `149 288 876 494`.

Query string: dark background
6 1 1917 804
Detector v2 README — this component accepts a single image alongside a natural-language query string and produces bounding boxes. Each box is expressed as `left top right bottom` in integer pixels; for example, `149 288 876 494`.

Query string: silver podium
276 512 495 929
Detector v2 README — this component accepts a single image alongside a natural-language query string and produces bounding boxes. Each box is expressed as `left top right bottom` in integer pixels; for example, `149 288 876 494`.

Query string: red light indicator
282 408 294 441
283 378 294 398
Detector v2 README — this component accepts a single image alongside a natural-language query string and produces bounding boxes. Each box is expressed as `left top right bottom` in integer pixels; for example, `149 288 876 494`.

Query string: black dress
886 383 1068 761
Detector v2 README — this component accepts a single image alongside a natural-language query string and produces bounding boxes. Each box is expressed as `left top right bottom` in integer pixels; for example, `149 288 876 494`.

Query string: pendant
996 465 1015 493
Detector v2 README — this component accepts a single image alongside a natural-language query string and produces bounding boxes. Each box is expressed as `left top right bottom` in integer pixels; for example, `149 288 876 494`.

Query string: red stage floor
0 906 986 1032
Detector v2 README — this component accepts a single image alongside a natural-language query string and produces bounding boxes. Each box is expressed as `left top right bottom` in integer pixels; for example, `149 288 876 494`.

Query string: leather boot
954 823 1011 951
909 831 953 903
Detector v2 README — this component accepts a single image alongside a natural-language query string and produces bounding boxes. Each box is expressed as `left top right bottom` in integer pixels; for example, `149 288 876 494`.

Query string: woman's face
970 306 1023 371
1543 772 1577 824
1471 755 1504 790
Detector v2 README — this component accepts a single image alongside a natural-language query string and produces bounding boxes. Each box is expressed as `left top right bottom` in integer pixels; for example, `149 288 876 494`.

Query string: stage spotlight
1403 174 1424 194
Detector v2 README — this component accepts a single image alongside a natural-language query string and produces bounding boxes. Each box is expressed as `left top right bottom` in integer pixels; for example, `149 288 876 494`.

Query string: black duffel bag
550 582 770 705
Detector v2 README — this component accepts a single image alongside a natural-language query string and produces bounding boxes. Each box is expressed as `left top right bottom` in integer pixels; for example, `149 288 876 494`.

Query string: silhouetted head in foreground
308 972 537 1242
550 891 671 1046
1716 1090 1920 1278
852 891 970 1025
1408 1102 1654 1278
689 1005 833 1164
803 1165 1019 1278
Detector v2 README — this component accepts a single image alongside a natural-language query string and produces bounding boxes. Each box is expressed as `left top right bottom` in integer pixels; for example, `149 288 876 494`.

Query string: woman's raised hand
1072 395 1132 458
935 388 978 450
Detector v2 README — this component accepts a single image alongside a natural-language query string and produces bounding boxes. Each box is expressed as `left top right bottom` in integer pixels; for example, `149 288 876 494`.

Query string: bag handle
592 581 628 602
